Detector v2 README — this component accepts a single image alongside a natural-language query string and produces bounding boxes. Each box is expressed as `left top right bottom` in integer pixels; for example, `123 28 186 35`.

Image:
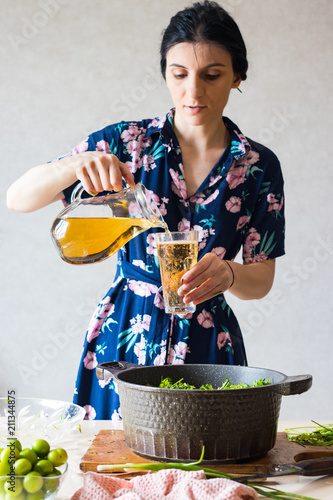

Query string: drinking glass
156 230 199 314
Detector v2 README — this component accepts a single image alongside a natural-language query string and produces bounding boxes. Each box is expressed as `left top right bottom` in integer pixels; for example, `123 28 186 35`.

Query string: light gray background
1 0 332 419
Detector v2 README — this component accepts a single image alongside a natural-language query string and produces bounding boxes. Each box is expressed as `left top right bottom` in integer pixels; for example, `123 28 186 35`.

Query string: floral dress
60 109 285 420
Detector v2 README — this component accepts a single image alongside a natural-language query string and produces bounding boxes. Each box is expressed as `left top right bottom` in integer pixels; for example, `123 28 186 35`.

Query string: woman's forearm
227 259 276 300
6 156 79 213
7 152 135 213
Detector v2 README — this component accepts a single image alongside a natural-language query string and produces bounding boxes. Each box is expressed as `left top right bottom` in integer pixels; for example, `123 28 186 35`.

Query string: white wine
157 240 198 313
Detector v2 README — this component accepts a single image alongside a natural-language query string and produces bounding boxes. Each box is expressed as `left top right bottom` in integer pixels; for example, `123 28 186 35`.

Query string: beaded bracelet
224 260 235 290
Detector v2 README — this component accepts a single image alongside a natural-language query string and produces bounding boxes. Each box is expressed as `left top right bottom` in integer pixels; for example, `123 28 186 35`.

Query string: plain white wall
1 0 332 420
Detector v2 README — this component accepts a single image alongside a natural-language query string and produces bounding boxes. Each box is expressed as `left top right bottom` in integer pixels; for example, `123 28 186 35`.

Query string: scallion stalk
97 447 320 500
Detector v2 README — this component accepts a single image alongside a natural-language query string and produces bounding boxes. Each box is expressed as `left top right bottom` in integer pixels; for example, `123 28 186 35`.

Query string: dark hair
160 1 248 80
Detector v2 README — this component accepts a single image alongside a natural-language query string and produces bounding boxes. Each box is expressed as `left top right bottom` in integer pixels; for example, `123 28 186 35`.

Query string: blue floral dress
61 109 285 420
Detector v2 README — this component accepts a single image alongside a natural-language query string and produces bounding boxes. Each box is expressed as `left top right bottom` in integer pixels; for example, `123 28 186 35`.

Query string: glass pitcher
51 183 168 265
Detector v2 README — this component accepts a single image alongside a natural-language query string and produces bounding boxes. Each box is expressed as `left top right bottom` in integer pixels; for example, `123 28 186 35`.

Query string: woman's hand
73 152 135 195
7 151 135 213
178 254 276 304
178 253 234 305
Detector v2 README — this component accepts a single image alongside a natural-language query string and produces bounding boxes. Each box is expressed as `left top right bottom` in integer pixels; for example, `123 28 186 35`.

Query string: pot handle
96 361 139 380
278 374 312 396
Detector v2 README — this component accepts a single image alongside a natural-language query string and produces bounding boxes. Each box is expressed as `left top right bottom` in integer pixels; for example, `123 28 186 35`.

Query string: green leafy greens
156 375 271 390
286 420 333 446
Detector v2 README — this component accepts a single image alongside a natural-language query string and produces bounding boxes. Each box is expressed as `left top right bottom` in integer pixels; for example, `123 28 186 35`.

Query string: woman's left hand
178 255 276 304
178 253 234 305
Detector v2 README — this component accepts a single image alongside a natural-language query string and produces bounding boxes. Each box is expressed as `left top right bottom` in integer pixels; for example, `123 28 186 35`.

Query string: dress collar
144 108 251 160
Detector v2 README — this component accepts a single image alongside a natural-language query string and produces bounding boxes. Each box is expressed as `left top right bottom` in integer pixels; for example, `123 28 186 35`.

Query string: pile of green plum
0 438 68 499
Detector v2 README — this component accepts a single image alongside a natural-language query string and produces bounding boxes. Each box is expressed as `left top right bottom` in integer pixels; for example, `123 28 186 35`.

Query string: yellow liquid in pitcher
52 217 153 265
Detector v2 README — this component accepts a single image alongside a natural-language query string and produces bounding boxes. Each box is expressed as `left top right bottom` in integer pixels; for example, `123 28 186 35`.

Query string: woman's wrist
224 260 235 290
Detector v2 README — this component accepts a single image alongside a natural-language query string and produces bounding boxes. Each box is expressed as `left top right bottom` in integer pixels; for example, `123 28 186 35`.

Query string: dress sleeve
242 151 285 263
57 123 124 206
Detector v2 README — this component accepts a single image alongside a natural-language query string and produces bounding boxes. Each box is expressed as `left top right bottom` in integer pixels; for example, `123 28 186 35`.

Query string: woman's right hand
7 151 135 213
73 152 135 195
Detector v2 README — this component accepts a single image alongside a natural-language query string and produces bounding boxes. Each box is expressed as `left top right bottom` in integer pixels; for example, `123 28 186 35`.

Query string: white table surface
57 420 333 500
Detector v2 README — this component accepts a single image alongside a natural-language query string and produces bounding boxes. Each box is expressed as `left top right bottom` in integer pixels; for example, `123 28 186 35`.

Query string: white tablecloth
57 420 333 499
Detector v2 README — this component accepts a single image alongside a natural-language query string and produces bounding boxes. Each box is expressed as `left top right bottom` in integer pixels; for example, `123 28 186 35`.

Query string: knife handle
299 456 333 476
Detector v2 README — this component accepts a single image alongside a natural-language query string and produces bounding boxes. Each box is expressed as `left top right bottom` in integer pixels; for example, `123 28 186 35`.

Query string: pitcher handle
70 182 85 203
70 180 130 204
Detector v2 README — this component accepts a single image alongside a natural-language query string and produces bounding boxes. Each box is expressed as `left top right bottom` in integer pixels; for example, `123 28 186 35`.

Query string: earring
237 87 242 93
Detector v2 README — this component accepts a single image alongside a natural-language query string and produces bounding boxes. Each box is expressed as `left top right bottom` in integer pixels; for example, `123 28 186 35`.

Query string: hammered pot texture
98 363 302 462
119 385 282 461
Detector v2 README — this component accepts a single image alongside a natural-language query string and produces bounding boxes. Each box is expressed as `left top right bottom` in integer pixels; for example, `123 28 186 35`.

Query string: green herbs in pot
154 376 271 390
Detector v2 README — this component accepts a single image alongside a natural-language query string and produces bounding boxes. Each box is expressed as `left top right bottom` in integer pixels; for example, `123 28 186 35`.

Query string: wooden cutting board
80 430 333 476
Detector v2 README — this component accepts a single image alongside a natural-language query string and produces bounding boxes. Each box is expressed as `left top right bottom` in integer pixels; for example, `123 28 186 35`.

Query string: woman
7 1 285 420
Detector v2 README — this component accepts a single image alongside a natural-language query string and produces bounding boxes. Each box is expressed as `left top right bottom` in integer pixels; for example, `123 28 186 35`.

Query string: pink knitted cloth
71 469 258 500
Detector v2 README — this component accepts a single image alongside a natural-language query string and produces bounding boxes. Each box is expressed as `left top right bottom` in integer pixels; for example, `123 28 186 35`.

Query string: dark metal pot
96 362 312 463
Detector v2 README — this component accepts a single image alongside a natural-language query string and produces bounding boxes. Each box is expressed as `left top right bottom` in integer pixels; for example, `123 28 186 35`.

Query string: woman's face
165 42 241 129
